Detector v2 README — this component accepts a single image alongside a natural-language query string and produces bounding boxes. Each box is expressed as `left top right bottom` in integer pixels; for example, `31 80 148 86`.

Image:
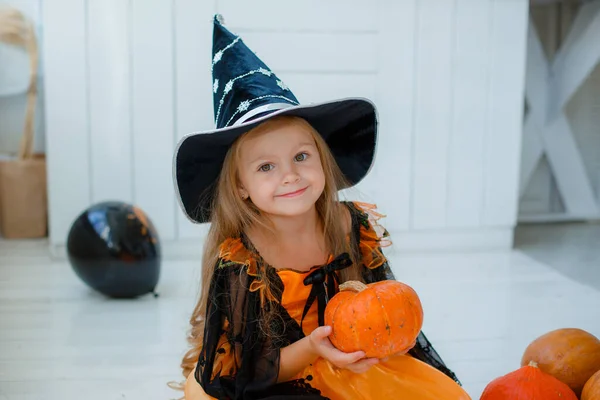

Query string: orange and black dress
194 202 470 400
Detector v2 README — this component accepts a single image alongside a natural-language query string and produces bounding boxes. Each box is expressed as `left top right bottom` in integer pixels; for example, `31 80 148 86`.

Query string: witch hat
174 15 378 223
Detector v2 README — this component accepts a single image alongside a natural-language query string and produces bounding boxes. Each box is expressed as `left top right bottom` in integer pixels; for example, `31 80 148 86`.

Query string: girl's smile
276 187 309 198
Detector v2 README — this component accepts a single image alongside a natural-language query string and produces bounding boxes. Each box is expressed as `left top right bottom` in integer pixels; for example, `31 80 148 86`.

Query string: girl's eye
259 164 273 172
294 152 308 162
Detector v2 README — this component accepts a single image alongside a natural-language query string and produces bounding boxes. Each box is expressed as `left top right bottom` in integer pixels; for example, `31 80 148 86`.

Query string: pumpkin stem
339 280 368 293
528 360 538 368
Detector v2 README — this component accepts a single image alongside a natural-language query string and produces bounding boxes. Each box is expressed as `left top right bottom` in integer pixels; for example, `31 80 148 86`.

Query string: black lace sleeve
196 258 329 399
196 262 281 399
347 201 462 386
361 258 395 283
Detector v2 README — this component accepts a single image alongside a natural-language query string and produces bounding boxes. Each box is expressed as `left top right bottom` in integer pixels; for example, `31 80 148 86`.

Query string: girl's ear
238 186 249 200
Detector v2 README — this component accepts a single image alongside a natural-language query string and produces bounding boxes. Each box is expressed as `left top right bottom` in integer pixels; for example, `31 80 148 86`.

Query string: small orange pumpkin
324 280 423 359
581 369 600 400
521 328 600 396
480 361 578 400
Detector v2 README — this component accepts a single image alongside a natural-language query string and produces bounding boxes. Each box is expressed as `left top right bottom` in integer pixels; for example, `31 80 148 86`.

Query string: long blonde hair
179 116 363 382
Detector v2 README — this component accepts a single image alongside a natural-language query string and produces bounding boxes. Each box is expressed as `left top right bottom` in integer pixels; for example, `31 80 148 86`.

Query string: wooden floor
1 223 599 399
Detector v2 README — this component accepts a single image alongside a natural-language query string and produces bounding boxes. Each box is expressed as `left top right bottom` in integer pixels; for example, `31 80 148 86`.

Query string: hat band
233 102 295 126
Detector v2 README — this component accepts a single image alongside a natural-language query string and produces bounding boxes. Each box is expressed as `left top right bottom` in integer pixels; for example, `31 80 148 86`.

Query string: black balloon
67 201 161 298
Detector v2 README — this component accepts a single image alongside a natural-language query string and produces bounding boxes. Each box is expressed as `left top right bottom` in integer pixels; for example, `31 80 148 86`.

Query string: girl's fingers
323 348 365 367
309 326 333 356
333 350 366 366
311 326 332 340
346 358 379 373
311 327 373 367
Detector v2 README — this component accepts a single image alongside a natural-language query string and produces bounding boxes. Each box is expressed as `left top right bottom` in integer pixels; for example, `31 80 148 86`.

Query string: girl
173 15 470 400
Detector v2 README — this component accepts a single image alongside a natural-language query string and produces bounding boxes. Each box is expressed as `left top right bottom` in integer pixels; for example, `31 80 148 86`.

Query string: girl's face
237 119 326 218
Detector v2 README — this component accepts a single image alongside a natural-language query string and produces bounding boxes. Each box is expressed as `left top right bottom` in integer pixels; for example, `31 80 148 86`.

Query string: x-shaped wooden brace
520 1 600 217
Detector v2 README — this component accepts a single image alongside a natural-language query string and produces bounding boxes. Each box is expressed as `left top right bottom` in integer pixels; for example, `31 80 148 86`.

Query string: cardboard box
0 154 47 238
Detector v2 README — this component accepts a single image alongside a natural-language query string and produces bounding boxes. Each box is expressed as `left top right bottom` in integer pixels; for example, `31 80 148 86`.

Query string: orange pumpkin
324 280 423 359
481 361 578 400
581 370 600 400
521 328 600 396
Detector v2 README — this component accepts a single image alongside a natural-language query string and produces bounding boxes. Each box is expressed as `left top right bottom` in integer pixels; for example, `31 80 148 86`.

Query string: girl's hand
309 326 379 374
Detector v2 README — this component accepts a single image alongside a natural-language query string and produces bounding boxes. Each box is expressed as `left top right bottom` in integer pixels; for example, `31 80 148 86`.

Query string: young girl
173 15 470 400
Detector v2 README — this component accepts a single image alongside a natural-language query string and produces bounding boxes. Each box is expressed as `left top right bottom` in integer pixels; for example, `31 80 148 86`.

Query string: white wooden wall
42 0 529 254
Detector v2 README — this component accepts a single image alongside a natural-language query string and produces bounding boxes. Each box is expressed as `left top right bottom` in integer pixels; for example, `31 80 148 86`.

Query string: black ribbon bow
301 252 353 328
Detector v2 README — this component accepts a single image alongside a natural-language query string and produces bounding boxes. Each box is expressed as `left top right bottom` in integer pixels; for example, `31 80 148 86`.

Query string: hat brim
173 97 378 223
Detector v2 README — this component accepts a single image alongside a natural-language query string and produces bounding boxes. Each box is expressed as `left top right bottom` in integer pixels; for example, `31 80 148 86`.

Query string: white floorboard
1 225 599 399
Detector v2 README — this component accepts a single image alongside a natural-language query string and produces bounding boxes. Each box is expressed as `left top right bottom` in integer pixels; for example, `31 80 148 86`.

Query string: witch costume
173 15 470 400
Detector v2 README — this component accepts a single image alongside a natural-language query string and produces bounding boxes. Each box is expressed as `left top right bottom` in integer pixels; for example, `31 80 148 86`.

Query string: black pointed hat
174 15 378 223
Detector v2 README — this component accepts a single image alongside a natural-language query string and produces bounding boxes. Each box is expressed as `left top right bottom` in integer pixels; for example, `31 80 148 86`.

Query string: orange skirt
185 354 471 400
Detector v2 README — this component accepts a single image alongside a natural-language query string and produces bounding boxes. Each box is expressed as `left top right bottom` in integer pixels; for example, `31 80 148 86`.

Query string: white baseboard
49 227 514 260
518 212 600 224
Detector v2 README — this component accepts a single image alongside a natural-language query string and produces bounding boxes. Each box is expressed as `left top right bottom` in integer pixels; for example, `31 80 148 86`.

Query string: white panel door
41 0 529 251
411 0 455 229
446 0 491 228
174 0 216 240
42 0 91 245
131 0 176 240
87 0 133 204
483 0 528 227
372 0 417 232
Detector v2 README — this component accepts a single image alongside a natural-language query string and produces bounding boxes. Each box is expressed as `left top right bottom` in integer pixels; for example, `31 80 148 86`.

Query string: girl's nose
282 164 301 184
